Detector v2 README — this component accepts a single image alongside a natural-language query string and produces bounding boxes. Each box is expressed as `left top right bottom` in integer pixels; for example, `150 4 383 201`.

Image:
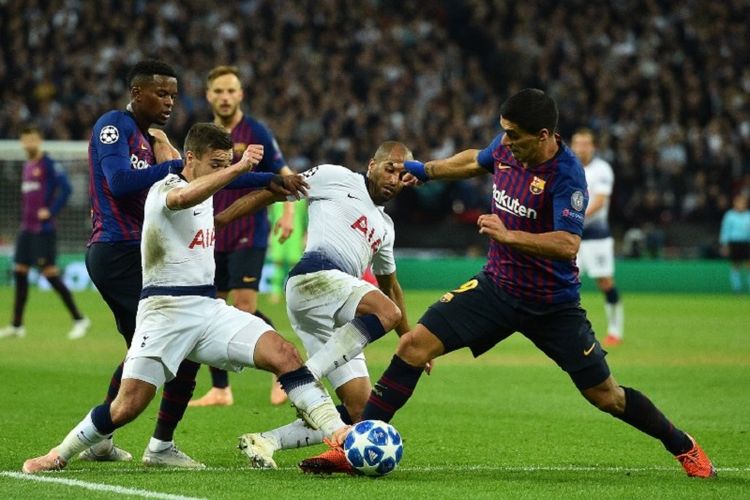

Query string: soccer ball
343 420 403 477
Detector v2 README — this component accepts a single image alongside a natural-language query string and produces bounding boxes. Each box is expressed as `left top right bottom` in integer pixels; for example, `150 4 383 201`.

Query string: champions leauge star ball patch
571 190 585 211
99 125 119 144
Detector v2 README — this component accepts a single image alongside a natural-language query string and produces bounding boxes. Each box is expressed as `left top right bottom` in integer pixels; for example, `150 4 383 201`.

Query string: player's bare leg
23 378 156 473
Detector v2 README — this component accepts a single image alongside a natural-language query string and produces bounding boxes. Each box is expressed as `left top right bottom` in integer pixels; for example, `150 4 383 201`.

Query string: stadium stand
0 0 748 255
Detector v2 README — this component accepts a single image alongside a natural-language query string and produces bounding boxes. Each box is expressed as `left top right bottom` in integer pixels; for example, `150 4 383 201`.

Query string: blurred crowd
1 0 748 253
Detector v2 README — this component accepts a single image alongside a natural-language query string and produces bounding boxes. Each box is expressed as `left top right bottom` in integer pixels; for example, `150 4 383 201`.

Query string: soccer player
300 89 716 479
188 65 294 408
82 59 204 468
719 193 750 293
570 128 624 346
211 142 414 470
21 123 344 474
0 125 90 340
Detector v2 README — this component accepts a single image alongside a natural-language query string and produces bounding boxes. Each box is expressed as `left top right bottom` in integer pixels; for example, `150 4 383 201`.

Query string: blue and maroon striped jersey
21 154 71 233
213 115 286 252
476 134 589 304
87 110 173 245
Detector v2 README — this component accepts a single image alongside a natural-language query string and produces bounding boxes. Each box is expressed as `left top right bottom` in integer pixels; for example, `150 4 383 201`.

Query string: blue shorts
14 230 57 268
419 271 610 390
214 247 266 292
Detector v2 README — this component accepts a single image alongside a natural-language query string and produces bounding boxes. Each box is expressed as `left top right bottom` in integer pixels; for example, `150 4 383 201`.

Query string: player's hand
477 213 509 243
268 174 309 200
273 210 295 243
149 128 182 161
238 144 264 172
37 207 51 221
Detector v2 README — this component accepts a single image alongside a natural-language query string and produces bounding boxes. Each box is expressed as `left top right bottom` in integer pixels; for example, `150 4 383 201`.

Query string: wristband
404 160 429 182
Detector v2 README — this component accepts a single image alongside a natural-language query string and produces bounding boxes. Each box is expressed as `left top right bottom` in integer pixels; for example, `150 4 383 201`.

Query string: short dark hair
20 124 42 136
127 60 178 88
183 123 233 158
373 141 413 162
500 88 558 134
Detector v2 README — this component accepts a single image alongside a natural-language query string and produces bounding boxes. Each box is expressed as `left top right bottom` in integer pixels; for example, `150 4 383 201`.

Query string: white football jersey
141 173 216 288
583 157 614 230
296 164 396 277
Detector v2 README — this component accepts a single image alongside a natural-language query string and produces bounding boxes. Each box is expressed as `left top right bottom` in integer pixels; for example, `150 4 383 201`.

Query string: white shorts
122 295 272 385
577 237 615 279
286 270 378 389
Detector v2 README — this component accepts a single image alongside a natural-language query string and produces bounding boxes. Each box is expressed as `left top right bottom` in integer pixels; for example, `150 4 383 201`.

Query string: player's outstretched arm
405 149 487 183
167 145 263 210
214 190 280 229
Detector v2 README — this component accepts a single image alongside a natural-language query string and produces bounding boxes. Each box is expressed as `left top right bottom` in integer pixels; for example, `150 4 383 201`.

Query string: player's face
188 148 233 179
206 74 244 120
571 133 595 165
500 117 546 166
20 132 42 158
133 75 178 126
367 147 408 204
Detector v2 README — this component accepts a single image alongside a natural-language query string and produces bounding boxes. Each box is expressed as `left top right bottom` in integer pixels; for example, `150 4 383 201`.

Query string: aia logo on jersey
189 228 215 249
351 215 383 252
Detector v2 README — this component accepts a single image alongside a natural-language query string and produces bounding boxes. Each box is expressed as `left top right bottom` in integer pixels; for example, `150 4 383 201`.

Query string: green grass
0 287 748 499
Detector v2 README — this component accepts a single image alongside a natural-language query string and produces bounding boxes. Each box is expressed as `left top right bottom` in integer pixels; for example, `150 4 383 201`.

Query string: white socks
604 302 625 339
262 419 325 451
57 412 107 461
148 437 173 453
305 322 368 380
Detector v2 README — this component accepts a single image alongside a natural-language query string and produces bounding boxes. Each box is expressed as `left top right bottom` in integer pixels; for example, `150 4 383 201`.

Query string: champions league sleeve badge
99 125 120 144
571 190 585 211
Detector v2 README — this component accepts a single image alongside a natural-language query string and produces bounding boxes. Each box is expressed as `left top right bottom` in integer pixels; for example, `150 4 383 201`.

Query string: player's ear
538 128 551 142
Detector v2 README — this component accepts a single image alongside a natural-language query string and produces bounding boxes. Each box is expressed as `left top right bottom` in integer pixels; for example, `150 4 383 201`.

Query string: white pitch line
29 464 750 474
0 471 207 500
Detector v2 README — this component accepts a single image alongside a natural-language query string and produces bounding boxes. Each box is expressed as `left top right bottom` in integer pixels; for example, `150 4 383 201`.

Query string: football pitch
0 287 748 499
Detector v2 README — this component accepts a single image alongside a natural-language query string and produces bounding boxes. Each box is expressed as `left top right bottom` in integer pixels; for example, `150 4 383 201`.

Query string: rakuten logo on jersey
189 228 215 249
351 215 382 252
130 154 151 170
492 184 537 219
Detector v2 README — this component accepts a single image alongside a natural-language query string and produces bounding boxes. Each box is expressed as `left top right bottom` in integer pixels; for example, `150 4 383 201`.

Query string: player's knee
377 302 402 332
396 331 431 367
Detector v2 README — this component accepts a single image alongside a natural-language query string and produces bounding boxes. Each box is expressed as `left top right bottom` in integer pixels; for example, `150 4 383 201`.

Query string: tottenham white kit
578 157 615 278
123 173 271 385
286 165 397 388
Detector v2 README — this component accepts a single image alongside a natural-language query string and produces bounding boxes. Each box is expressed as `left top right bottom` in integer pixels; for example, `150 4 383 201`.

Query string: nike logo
498 164 512 170
347 193 359 199
242 276 257 283
140 143 149 150
193 209 204 216
583 342 596 356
